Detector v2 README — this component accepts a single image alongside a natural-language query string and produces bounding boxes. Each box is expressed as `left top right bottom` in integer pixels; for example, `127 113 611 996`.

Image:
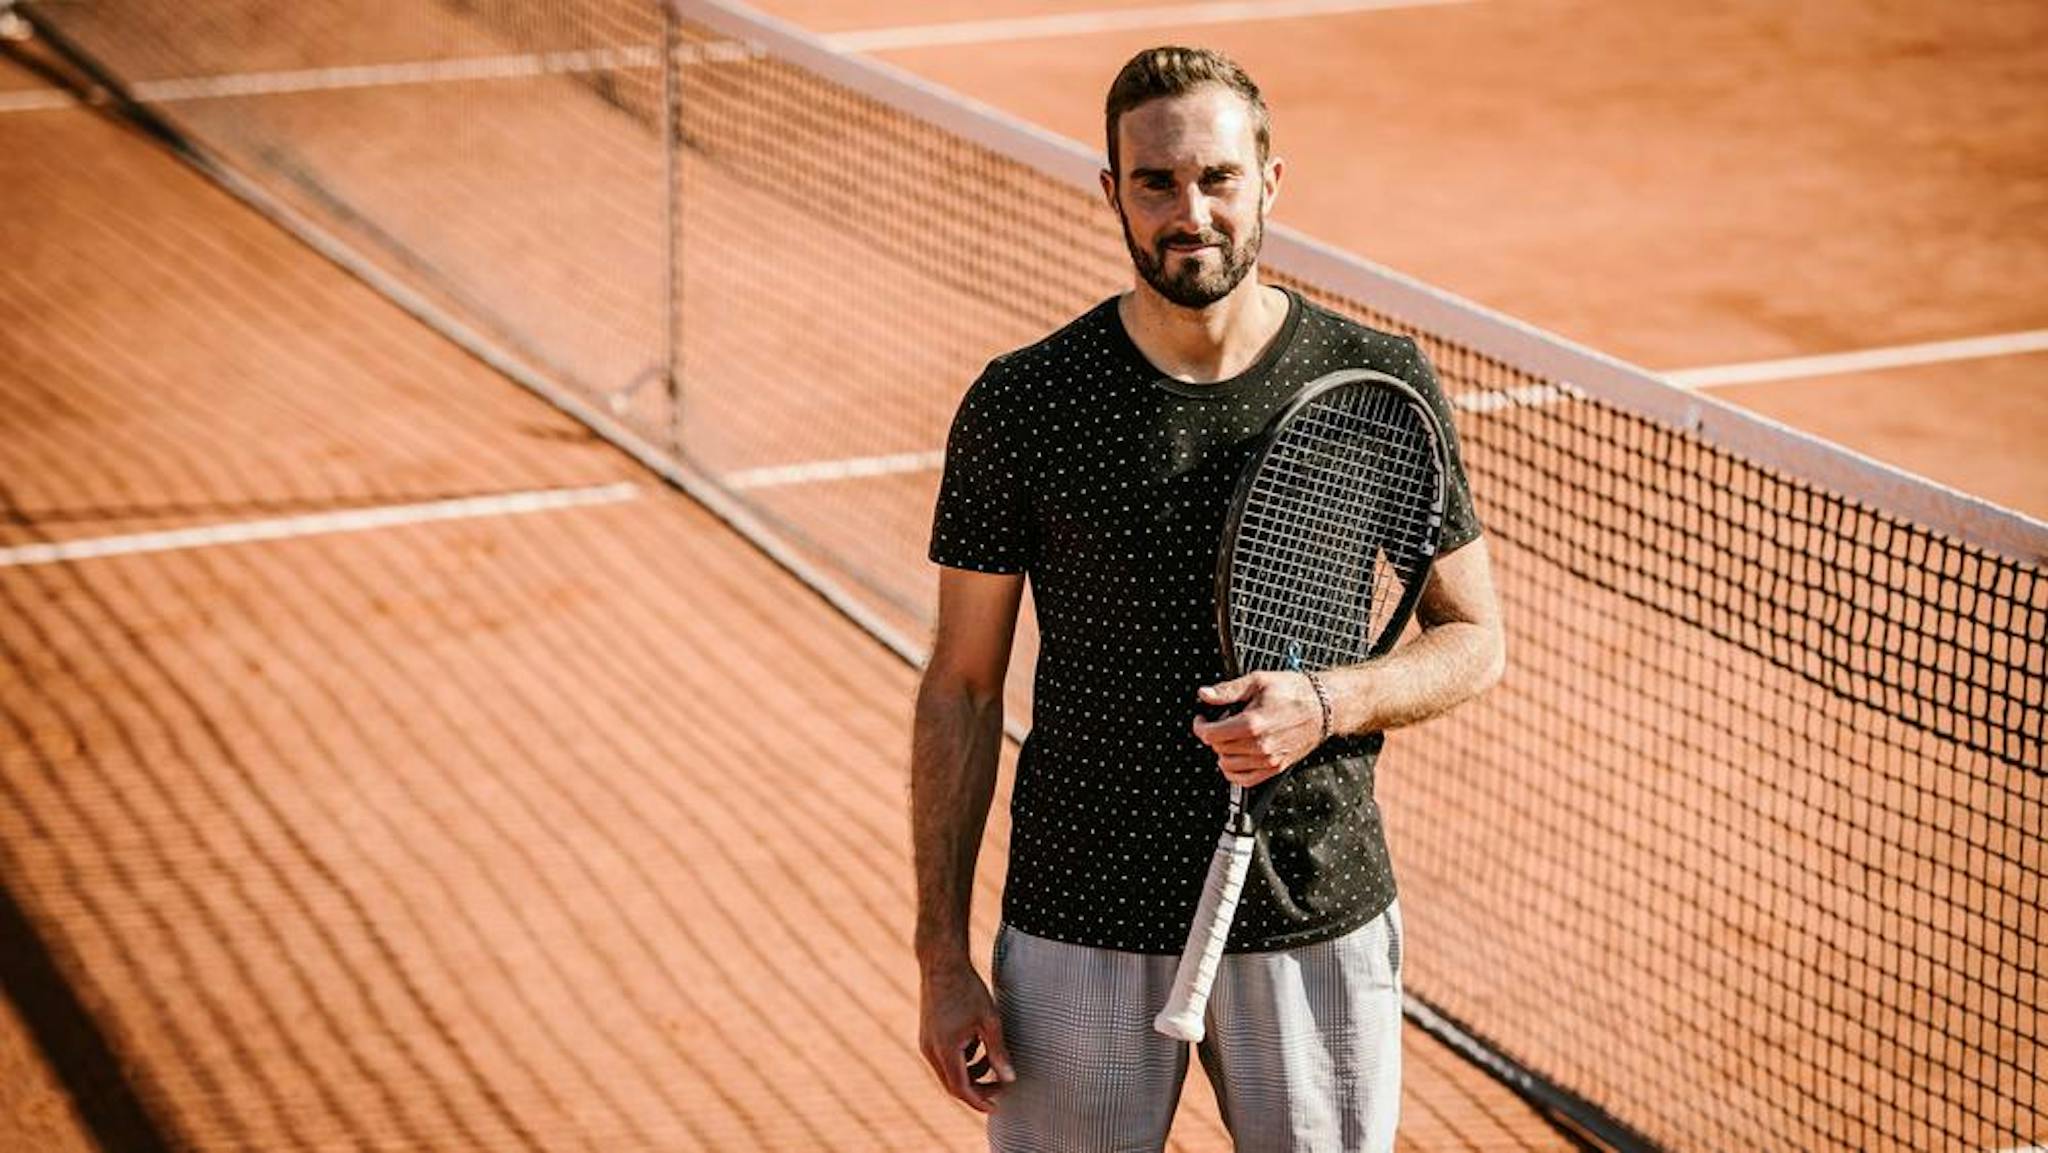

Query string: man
912 46 1505 1152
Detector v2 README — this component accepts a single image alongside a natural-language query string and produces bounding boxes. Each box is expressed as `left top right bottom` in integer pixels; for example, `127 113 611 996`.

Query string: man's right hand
917 961 1015 1113
910 567 1024 1113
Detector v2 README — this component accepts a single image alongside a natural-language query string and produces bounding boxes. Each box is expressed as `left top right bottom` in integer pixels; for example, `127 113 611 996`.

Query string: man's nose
1172 183 1213 232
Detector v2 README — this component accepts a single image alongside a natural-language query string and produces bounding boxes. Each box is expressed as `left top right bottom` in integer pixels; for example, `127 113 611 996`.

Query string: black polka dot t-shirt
930 288 1481 954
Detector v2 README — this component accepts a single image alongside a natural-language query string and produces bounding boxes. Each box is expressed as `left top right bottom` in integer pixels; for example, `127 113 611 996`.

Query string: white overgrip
1153 830 1257 1042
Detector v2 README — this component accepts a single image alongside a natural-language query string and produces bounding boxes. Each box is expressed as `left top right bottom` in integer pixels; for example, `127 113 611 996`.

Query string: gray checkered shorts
987 902 1404 1153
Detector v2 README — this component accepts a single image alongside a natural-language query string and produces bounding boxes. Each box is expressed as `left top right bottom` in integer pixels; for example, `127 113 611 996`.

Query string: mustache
1157 229 1228 250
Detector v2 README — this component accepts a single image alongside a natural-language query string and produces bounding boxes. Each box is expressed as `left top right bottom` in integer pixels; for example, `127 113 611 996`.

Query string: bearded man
911 45 1506 1153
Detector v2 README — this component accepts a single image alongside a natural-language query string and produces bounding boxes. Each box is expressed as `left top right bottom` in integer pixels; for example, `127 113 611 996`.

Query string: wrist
919 954 981 995
915 931 974 976
1317 665 1378 737
1301 669 1333 743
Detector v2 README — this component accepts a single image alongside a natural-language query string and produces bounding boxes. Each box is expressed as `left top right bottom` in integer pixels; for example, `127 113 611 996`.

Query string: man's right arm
912 565 1025 1112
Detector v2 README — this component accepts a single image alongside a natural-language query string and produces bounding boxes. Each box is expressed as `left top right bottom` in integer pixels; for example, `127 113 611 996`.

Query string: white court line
0 42 772 113
5 3 1471 107
129 46 661 103
722 449 947 491
0 482 637 568
1665 329 2048 390
0 88 79 112
824 0 1477 53
8 1 1468 110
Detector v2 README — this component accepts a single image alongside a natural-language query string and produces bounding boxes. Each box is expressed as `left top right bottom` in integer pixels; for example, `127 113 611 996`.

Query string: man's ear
1262 155 1284 216
1100 167 1120 215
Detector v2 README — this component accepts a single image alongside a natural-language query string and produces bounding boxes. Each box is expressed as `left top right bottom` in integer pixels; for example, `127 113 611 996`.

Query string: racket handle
1154 830 1257 1042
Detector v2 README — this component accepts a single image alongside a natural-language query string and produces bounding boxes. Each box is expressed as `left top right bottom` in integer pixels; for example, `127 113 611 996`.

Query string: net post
660 0 685 454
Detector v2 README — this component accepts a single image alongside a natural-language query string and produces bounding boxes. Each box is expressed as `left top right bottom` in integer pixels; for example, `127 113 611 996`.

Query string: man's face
1105 85 1279 309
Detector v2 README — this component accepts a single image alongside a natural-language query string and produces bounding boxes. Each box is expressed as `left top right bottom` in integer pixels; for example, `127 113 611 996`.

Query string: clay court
1 1 2041 1151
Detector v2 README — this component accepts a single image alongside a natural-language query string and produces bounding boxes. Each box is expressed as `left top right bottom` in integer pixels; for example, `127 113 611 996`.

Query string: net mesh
1228 379 1444 677
18 1 2045 1149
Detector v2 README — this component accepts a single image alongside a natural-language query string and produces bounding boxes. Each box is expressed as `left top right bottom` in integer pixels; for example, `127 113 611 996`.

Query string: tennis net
19 0 2044 1148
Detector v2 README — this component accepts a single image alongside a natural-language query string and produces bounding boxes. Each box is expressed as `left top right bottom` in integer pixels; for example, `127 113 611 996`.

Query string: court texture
0 1 2041 1150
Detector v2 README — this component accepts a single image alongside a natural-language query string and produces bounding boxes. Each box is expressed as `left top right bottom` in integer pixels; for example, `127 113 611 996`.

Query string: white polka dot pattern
930 290 1480 954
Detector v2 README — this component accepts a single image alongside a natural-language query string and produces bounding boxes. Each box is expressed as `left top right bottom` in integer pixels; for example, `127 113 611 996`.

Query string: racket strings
1229 385 1443 673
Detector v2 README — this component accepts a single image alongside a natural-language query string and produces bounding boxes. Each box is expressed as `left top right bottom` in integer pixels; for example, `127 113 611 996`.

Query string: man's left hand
1191 671 1326 788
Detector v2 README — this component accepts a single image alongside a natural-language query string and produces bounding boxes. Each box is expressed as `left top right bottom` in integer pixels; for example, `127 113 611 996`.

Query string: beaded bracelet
1302 669 1334 744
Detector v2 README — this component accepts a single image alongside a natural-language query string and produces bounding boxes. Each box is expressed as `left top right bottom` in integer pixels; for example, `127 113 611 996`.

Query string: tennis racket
1153 367 1449 1043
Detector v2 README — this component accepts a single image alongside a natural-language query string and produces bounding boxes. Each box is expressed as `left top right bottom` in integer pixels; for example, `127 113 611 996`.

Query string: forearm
1322 618 1504 737
909 673 1006 973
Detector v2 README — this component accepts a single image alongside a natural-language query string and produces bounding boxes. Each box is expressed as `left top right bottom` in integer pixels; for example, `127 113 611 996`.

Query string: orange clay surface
5 3 2042 1149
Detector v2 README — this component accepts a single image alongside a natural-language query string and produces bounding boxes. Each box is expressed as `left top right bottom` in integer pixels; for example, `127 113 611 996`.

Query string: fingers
1192 673 1274 743
954 1028 1019 1105
1196 673 1257 708
1192 672 1317 753
965 1038 992 1082
1216 752 1291 787
1192 710 1267 747
978 1016 1017 1090
1215 750 1288 773
1195 671 1317 784
919 982 1014 1114
943 1023 1014 1112
921 1030 993 1112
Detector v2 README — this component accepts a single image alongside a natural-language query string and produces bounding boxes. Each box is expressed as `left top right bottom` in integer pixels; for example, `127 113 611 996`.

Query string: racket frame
1154 368 1451 1043
1215 368 1450 677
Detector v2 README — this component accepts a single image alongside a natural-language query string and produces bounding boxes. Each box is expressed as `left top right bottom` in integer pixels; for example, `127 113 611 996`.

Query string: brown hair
1103 46 1270 178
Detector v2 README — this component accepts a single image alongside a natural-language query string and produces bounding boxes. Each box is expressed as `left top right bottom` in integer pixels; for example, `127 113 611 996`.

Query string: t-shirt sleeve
928 361 1036 574
1396 337 1483 553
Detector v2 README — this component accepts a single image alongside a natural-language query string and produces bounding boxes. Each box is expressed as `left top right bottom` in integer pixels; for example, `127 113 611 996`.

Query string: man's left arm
1193 537 1506 786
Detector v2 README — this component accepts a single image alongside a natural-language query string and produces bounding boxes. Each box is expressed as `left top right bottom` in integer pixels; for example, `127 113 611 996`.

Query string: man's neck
1118 278 1290 384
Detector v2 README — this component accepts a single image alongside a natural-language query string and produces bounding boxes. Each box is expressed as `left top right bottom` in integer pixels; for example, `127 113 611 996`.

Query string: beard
1119 207 1264 309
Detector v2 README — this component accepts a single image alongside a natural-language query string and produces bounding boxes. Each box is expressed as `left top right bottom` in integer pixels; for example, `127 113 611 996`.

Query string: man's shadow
0 881 176 1153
